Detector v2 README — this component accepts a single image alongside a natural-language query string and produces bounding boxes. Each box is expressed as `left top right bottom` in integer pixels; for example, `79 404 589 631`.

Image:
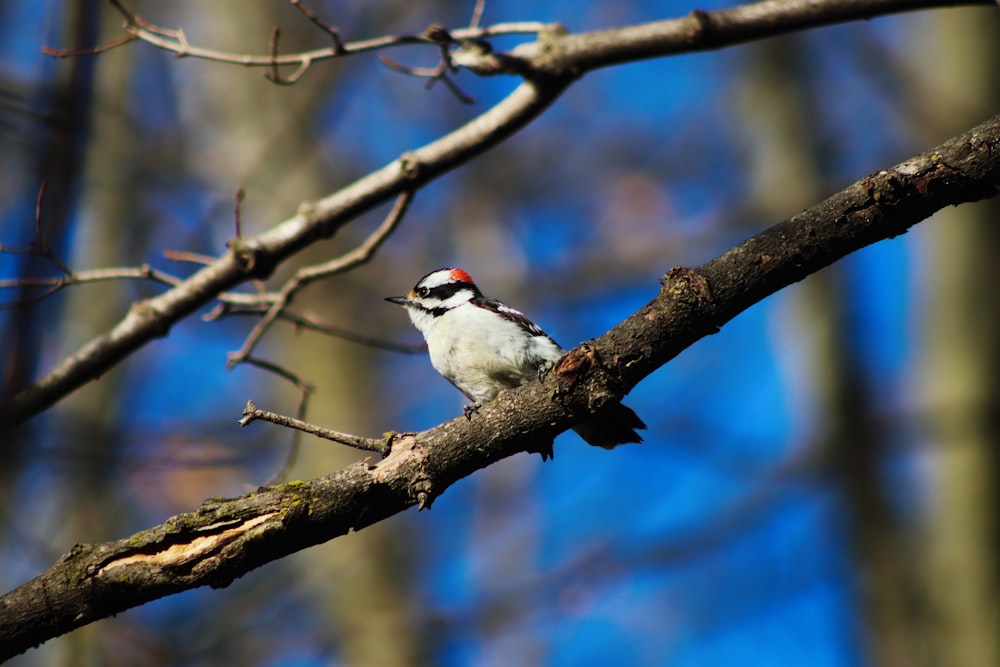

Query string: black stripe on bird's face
422 280 477 302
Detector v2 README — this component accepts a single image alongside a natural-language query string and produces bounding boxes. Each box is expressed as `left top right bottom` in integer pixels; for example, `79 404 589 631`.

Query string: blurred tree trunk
915 11 1000 667
187 2 428 664
6 1 127 665
737 34 915 667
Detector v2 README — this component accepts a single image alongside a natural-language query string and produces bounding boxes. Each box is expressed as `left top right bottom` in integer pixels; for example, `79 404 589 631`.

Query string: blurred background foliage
1 1 998 665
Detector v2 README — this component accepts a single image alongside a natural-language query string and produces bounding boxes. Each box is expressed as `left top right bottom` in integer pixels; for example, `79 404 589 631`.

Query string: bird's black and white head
385 267 481 332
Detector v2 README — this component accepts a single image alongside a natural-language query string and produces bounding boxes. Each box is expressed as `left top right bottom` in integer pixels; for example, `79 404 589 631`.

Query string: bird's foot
463 401 483 420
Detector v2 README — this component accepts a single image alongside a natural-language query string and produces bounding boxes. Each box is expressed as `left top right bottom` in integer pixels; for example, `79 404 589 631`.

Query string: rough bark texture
2 112 999 661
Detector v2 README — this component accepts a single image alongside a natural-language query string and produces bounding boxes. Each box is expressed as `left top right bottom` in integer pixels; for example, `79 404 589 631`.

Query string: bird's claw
463 401 483 420
537 360 555 382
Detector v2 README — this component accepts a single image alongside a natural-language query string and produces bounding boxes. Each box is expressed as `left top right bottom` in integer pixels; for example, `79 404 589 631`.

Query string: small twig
241 356 313 390
233 359 314 482
30 182 72 276
0 282 65 311
264 26 288 85
436 74 476 104
379 54 448 79
240 400 391 456
279 310 427 354
1 187 193 310
290 0 345 54
33 181 46 248
379 55 475 103
226 292 285 368
470 0 487 29
234 186 245 239
48 1 546 83
379 28 477 104
163 249 217 265
108 0 138 25
226 190 413 368
266 384 311 483
0 264 182 308
209 303 426 354
41 33 138 58
294 189 413 283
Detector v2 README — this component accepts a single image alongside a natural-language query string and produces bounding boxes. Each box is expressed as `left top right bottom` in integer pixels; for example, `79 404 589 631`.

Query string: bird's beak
385 295 409 306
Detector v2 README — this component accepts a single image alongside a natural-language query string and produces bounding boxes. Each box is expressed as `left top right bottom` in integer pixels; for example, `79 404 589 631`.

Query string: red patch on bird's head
449 268 475 284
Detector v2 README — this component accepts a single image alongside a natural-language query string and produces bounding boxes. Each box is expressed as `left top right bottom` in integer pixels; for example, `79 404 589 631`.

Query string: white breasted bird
387 268 645 454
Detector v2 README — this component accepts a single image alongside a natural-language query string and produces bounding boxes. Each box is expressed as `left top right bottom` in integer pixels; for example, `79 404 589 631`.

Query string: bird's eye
417 286 430 297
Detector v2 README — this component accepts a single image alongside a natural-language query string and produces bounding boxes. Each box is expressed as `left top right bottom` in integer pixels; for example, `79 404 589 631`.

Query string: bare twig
235 359 315 483
162 249 217 266
262 26 311 85
234 187 245 239
290 0 346 54
240 400 391 455
268 26 281 83
241 356 313 391
226 190 413 368
10 181 74 276
378 54 448 79
63 0 545 83
0 265 180 289
379 53 476 104
264 379 311 484
470 0 487 30
41 33 138 58
378 24 479 103
33 182 48 254
436 74 476 104
280 310 426 353
209 304 426 354
0 265 183 309
0 282 64 311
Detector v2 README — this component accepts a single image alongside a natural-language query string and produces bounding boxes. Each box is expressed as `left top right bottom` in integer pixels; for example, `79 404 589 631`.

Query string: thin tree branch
237 360 314 484
41 33 137 58
470 0 487 30
2 112 998 659
233 186 245 240
225 190 413 368
289 0 346 54
0 265 183 309
239 400 392 456
44 0 545 81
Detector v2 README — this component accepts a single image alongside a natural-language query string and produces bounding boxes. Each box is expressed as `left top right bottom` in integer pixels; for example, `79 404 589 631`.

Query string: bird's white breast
422 302 563 403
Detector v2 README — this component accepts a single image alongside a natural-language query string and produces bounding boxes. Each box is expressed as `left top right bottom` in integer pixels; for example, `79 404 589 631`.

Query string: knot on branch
552 343 623 414
228 238 276 280
423 23 454 44
399 152 421 180
372 433 435 509
659 266 713 305
412 475 434 511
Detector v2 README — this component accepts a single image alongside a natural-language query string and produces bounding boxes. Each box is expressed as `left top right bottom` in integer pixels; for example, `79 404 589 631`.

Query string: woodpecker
386 268 645 454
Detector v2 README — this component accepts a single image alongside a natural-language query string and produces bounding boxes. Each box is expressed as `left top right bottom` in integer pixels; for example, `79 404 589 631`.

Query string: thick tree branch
2 112 998 661
3 0 986 431
512 0 995 71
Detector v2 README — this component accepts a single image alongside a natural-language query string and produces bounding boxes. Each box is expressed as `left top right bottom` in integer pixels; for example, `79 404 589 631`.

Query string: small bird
386 268 645 453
